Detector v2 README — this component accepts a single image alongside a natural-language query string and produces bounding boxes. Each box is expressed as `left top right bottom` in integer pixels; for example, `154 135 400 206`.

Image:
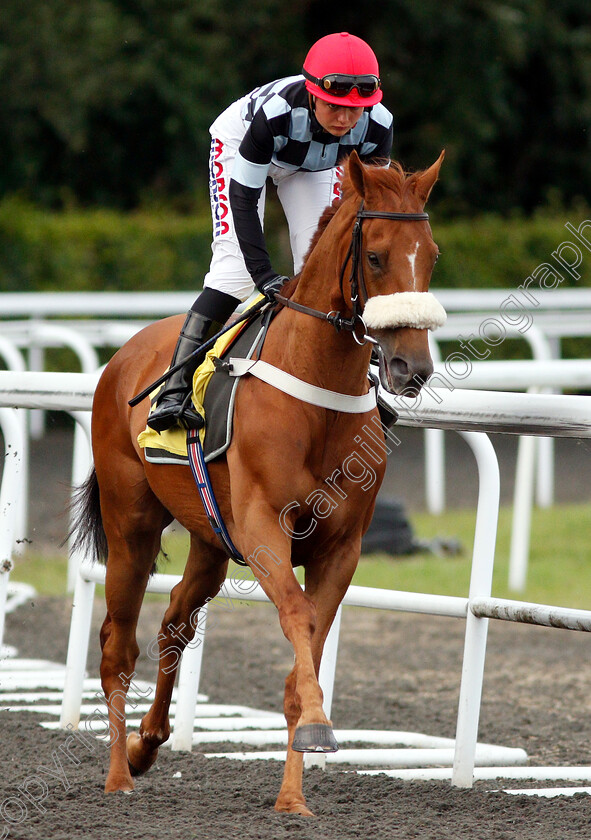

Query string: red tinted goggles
303 69 381 98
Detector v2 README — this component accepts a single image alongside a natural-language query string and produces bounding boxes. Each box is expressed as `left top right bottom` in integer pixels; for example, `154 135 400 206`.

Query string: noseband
275 202 430 344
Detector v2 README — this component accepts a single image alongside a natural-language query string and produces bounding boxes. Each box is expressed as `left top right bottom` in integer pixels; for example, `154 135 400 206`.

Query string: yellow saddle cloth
138 296 264 461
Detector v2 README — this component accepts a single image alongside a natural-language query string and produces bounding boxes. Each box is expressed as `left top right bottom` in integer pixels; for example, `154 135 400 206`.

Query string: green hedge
1 197 591 294
0 198 213 292
433 211 591 290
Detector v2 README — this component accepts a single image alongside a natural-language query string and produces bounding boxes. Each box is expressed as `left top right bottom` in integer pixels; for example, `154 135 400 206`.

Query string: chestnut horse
71 150 444 816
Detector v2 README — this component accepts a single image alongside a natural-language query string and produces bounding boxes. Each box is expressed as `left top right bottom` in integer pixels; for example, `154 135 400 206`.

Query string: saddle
138 299 271 465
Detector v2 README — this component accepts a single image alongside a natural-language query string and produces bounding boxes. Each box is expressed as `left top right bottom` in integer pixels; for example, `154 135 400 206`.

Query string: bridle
275 201 429 345
129 204 429 408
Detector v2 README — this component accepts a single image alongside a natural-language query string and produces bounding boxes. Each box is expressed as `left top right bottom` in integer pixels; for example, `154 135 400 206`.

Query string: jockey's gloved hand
258 274 289 302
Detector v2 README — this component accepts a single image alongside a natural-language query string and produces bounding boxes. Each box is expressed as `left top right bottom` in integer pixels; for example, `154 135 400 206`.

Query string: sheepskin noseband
363 292 447 331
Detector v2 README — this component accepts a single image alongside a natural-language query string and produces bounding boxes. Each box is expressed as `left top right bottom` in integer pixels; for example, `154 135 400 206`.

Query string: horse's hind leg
126 533 228 775
99 471 170 794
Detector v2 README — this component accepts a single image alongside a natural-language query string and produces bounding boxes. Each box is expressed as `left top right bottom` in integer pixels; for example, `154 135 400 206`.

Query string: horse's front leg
235 503 334 815
275 542 361 816
274 665 311 816
250 542 332 744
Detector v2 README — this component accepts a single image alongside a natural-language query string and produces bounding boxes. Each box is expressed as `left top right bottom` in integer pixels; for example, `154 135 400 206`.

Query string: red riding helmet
302 32 382 107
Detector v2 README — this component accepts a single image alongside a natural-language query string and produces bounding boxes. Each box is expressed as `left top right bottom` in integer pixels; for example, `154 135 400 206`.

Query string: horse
70 149 445 817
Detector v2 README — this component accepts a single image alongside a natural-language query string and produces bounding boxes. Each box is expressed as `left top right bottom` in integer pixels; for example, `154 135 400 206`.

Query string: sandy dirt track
2 424 591 838
3 593 591 840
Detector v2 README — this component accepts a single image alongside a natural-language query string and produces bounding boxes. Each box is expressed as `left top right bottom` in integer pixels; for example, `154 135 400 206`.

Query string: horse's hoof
274 799 316 817
291 724 338 753
126 732 159 776
104 773 134 794
275 802 316 817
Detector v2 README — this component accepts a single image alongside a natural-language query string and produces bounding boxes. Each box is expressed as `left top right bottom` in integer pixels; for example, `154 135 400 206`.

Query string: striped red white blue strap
186 432 247 566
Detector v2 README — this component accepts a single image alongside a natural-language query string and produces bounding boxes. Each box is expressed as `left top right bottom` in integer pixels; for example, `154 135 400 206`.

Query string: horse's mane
279 159 422 301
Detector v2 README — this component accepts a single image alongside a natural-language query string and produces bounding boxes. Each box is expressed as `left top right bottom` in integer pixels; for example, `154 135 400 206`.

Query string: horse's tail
67 467 108 564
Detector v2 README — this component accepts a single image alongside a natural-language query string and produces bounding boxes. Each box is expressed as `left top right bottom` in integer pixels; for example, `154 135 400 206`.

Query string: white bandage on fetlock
363 292 447 331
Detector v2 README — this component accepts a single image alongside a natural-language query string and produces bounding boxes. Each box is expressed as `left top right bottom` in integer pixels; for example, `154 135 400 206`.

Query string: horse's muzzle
378 350 434 397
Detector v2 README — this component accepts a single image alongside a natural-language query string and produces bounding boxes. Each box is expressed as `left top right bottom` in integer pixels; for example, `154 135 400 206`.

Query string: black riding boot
147 311 222 432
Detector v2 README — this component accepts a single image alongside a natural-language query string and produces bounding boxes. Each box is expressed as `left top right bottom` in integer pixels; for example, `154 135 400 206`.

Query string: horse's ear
348 150 366 198
413 150 445 205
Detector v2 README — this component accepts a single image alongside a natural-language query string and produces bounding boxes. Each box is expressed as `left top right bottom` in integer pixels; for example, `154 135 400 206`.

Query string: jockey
148 31 394 432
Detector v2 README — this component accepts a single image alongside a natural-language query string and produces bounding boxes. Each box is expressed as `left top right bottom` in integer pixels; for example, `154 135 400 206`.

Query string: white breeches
203 102 343 301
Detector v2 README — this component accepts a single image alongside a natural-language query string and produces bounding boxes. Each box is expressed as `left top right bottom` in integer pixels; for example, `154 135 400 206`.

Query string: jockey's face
313 97 364 137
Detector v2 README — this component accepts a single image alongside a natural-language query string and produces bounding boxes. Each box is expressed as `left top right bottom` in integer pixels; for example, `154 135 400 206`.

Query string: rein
130 204 430 408
275 203 429 346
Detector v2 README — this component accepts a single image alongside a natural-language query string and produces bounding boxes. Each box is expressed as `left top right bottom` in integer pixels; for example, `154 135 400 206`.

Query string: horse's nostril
389 357 409 379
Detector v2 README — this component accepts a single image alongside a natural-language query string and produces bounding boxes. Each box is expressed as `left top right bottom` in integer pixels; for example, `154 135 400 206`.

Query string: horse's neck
266 235 372 395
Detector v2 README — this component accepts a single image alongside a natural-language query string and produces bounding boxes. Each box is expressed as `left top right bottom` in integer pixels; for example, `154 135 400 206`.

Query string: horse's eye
367 252 380 269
